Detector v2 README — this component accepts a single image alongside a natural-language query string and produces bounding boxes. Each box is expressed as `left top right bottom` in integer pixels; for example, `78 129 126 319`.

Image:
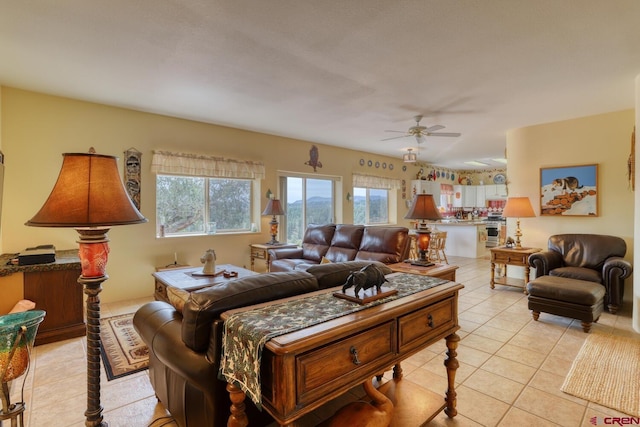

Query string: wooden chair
428 231 448 264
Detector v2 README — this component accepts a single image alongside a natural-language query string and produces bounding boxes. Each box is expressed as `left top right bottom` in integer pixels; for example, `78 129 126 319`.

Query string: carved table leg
393 363 403 380
227 382 248 427
444 333 460 418
490 261 495 289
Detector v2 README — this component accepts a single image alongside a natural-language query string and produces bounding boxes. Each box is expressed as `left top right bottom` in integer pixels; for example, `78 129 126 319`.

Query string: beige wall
0 87 422 303
506 109 635 302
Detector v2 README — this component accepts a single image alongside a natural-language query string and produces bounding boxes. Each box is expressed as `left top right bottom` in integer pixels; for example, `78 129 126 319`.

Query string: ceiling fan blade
381 134 410 141
425 124 445 132
384 130 408 134
428 132 461 137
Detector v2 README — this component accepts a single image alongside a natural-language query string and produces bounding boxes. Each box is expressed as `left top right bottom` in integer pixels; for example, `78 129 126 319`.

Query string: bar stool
428 231 448 264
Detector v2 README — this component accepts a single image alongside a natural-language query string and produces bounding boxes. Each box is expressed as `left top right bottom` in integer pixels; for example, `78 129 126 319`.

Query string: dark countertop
0 249 81 277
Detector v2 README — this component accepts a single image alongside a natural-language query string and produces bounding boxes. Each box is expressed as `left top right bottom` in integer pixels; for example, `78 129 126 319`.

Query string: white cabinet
452 185 463 208
476 186 486 207
484 184 507 199
463 186 476 207
411 180 440 199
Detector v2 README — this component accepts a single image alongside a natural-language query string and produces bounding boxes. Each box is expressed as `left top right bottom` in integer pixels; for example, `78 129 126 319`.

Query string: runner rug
561 333 640 417
99 313 149 381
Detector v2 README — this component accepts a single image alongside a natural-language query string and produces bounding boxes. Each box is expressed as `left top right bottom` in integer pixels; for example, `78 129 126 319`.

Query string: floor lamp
26 149 147 427
404 193 442 266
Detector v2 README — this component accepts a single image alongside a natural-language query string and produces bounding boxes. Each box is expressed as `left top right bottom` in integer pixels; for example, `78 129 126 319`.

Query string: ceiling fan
382 115 461 143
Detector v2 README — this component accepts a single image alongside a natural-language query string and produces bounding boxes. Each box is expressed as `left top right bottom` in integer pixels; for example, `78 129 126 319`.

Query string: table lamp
502 196 535 248
404 193 442 266
26 148 147 427
261 198 285 245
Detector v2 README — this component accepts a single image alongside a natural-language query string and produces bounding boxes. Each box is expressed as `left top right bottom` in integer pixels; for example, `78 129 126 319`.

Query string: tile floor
10 255 640 427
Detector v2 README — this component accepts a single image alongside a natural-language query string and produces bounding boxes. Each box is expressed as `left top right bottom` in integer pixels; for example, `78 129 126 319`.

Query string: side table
250 243 297 272
490 246 541 294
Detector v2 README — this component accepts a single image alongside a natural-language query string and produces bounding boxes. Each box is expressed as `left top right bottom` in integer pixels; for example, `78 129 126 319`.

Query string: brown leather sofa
133 261 392 427
268 223 411 272
528 234 633 314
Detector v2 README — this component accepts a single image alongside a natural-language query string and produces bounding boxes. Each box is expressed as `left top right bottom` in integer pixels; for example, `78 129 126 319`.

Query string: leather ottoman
526 275 605 333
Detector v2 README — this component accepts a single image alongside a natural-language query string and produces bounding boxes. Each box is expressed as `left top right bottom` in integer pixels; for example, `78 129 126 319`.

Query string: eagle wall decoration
305 145 323 172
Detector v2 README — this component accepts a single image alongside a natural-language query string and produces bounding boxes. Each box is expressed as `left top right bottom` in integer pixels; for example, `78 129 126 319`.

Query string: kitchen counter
417 222 488 258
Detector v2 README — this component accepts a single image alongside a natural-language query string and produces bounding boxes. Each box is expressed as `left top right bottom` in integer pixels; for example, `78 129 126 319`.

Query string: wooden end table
249 243 298 272
387 262 458 282
152 264 256 302
489 246 541 294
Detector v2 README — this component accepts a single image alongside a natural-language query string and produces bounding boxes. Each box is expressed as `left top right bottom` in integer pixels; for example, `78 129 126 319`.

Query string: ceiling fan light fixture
403 149 417 163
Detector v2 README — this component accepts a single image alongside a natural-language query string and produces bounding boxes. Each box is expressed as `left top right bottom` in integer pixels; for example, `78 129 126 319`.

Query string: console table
0 249 85 345
153 264 256 302
222 279 463 427
490 246 541 294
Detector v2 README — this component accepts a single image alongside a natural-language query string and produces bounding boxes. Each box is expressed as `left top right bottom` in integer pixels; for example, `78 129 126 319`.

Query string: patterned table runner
219 273 448 407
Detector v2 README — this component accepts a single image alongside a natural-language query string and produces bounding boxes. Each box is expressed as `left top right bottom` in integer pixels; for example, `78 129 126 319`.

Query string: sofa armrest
133 302 220 392
268 247 303 260
528 250 564 277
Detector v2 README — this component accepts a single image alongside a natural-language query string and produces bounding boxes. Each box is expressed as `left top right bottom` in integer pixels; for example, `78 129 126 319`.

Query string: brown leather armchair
528 234 633 314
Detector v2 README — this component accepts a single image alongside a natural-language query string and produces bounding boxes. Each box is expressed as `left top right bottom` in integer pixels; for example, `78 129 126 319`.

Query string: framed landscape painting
540 164 598 216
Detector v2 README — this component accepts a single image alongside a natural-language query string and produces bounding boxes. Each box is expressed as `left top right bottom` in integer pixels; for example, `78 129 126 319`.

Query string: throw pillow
167 287 190 314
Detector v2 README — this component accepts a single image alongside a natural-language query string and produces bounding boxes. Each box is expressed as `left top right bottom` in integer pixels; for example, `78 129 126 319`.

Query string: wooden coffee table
387 262 458 282
153 264 256 302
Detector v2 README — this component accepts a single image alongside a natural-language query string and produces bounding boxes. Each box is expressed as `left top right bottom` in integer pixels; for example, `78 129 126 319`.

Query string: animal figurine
505 237 515 248
200 249 216 275
342 264 388 298
551 176 583 194
324 377 394 427
305 144 323 172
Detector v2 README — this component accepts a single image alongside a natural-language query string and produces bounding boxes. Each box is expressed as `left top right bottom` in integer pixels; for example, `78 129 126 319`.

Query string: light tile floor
11 255 640 427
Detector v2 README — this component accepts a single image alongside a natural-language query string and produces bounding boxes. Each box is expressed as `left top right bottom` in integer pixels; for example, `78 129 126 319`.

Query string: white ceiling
1 1 639 169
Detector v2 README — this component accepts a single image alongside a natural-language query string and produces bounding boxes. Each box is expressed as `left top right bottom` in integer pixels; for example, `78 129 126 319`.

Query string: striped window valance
352 173 401 190
151 150 265 179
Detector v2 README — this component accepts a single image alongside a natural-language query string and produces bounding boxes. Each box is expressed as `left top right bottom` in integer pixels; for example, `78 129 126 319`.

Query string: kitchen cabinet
463 186 476 207
476 186 486 207
484 184 507 199
452 185 463 208
411 180 440 199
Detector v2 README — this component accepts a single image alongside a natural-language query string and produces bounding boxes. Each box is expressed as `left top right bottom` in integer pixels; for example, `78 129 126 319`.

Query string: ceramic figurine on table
200 249 216 275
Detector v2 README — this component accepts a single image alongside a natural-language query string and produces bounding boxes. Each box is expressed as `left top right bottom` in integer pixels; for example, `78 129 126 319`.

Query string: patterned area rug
99 313 149 381
561 333 640 417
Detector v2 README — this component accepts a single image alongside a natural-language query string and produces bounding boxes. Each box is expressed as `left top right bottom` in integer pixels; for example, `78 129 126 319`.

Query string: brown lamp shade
26 151 147 227
404 194 442 221
502 197 535 218
262 198 285 216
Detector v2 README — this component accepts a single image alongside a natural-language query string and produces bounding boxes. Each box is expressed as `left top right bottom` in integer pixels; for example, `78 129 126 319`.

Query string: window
156 175 253 236
352 173 401 225
151 151 265 238
353 187 389 225
280 175 336 245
